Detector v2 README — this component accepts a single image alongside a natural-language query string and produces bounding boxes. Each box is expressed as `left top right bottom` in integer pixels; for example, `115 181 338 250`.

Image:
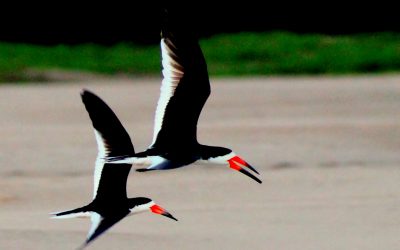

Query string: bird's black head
128 197 178 221
128 197 152 208
199 145 232 160
199 145 262 184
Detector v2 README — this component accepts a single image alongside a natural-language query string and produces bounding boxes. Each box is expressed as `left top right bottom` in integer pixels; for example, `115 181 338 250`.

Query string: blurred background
2 3 399 44
0 3 399 81
1 3 400 250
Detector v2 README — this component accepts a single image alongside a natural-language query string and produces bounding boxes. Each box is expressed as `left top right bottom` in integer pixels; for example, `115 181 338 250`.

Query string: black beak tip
163 213 178 221
252 176 262 184
248 164 260 175
239 168 262 184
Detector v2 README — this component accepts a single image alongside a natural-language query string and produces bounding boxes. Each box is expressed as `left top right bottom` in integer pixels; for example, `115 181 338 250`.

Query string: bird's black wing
80 90 135 200
81 89 135 157
149 8 211 152
79 211 130 249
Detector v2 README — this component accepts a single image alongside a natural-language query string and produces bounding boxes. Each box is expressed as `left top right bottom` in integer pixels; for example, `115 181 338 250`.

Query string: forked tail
50 206 90 219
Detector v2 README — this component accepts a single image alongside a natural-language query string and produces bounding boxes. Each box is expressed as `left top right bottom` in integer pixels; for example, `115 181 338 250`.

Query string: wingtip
80 88 93 98
80 89 101 105
76 242 89 250
160 6 199 40
160 8 169 39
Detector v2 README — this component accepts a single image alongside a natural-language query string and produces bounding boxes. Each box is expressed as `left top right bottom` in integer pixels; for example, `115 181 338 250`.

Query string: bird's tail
50 206 90 219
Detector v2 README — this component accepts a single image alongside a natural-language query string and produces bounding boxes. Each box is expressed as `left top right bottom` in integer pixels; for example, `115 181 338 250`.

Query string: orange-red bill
150 204 178 221
228 158 262 184
229 156 259 175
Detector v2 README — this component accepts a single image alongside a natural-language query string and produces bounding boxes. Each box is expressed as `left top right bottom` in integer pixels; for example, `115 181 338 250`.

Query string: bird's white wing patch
93 130 107 199
150 38 184 146
87 212 103 241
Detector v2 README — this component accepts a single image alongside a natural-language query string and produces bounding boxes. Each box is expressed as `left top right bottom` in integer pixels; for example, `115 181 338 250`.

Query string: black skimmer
51 90 177 249
106 9 261 184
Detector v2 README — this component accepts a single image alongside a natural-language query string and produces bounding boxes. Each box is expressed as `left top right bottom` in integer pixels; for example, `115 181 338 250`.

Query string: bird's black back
93 163 131 206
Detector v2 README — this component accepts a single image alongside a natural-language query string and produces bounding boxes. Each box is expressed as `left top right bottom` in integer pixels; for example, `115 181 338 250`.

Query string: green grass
1 32 400 82
0 42 160 82
202 32 400 75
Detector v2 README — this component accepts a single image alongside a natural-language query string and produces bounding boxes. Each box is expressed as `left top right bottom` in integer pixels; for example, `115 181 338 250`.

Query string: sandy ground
0 75 399 250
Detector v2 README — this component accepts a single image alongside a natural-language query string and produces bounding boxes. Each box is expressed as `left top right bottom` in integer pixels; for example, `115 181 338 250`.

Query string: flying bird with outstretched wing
51 90 177 249
106 8 262 184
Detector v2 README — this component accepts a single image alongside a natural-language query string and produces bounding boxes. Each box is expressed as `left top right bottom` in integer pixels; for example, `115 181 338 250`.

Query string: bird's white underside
50 211 91 219
108 156 167 169
150 38 184 147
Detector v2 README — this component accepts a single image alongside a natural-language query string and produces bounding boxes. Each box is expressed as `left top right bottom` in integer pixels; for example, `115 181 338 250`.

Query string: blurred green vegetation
1 32 400 82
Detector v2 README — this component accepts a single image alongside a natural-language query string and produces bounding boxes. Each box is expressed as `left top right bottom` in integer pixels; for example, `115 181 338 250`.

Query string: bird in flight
106 9 261 184
51 90 177 249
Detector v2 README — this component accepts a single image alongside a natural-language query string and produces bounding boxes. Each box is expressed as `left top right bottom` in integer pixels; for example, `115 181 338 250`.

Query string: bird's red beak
150 204 178 221
228 156 262 184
